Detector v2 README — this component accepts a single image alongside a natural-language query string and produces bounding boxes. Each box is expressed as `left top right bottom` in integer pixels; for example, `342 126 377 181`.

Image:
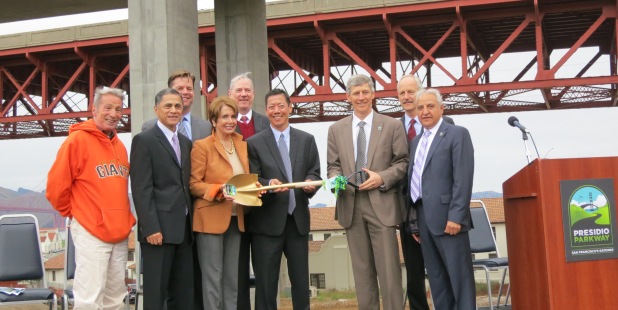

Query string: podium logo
569 186 613 248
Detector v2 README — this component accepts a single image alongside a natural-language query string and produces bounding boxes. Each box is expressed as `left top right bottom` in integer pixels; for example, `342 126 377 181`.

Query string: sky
1 4 618 206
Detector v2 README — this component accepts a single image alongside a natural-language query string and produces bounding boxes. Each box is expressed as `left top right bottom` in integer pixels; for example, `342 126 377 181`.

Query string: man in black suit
228 72 270 310
397 74 454 310
247 89 321 310
130 88 194 310
141 70 210 310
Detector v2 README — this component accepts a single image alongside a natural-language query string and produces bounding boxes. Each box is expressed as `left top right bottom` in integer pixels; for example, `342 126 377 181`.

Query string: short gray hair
229 72 254 91
154 88 181 106
397 74 422 92
346 74 375 95
93 87 125 108
415 88 443 106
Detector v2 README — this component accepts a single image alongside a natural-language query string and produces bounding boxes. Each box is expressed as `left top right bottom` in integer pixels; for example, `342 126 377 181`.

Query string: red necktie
240 115 248 124
407 119 417 142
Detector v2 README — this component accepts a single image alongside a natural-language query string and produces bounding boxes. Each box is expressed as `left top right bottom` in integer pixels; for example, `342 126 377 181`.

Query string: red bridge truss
1 0 617 139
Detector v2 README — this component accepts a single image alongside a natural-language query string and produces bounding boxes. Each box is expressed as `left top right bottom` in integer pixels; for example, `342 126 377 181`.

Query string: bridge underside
1 0 617 139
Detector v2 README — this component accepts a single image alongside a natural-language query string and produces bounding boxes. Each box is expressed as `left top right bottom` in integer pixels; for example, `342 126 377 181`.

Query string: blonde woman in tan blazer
190 96 249 310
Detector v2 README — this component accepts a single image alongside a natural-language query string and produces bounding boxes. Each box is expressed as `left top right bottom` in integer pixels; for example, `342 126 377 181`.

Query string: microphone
508 116 529 133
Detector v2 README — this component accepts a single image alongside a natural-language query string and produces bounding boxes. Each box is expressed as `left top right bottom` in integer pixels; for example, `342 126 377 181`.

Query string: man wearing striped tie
397 74 454 310
327 74 409 310
408 88 475 310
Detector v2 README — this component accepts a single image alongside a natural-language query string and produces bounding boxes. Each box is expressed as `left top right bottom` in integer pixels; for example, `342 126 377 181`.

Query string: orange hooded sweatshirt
46 119 135 243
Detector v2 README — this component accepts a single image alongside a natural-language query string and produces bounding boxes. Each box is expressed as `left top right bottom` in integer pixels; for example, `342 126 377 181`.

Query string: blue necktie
278 133 296 215
178 117 190 140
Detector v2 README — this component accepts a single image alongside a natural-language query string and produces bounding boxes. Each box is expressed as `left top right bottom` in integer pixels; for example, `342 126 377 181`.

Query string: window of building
128 251 134 261
308 234 313 241
491 226 497 239
310 273 326 289
52 271 56 282
324 233 331 240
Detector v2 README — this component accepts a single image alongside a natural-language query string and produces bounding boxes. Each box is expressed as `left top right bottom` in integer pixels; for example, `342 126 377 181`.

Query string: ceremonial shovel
224 173 357 206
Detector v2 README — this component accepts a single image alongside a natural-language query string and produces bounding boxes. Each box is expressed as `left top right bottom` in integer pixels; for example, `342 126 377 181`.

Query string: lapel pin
439 131 445 137
377 126 382 131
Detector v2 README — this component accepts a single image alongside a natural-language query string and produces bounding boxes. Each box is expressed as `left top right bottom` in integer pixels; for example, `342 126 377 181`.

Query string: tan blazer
327 112 409 228
190 132 248 234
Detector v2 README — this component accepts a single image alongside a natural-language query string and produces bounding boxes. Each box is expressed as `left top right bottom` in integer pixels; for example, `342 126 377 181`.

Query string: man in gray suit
142 70 212 141
247 89 321 310
327 74 408 310
409 88 475 310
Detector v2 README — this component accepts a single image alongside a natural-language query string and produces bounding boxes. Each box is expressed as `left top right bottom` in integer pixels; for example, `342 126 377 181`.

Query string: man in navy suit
247 89 321 310
408 88 475 310
131 88 195 310
398 74 454 310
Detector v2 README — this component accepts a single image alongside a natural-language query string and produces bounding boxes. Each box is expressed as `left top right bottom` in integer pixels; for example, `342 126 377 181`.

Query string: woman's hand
220 184 235 201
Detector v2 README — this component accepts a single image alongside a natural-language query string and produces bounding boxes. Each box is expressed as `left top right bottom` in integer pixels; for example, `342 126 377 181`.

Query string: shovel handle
236 180 323 193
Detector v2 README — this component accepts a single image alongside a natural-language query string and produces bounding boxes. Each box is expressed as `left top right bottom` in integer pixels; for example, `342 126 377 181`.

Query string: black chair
61 218 76 310
0 214 58 308
468 200 509 310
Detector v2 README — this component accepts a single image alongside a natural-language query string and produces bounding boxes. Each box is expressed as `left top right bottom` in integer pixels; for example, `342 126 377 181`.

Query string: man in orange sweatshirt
47 87 135 310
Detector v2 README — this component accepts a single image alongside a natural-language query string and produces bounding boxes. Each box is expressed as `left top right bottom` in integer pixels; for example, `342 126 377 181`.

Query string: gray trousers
347 191 404 310
196 216 241 310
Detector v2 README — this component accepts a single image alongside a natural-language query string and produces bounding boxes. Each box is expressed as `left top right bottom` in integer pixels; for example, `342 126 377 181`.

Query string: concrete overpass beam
128 0 201 136
214 0 269 114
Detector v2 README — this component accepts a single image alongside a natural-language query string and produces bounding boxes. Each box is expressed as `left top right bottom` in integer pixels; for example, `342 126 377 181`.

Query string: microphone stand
521 130 533 164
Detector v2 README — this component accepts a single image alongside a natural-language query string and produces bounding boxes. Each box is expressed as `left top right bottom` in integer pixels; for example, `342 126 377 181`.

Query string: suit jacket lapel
366 113 384 169
409 136 420 177
341 117 355 173
289 128 299 180
423 121 449 170
264 129 289 180
213 135 232 166
154 126 181 167
180 136 191 168
253 112 265 132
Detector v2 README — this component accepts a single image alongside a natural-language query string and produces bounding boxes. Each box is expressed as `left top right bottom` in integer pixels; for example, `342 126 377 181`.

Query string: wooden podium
502 157 618 310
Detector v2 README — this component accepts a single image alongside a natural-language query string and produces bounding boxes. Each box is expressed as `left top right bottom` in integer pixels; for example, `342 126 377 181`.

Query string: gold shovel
224 174 350 206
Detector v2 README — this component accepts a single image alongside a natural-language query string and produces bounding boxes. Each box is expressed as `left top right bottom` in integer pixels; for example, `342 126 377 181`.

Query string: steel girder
0 37 131 138
2 0 618 139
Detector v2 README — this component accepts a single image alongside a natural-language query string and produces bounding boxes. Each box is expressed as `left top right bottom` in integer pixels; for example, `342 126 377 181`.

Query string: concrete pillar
128 0 201 136
214 0 269 114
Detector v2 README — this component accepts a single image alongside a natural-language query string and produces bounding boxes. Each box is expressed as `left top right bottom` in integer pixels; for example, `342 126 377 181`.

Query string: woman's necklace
220 138 235 154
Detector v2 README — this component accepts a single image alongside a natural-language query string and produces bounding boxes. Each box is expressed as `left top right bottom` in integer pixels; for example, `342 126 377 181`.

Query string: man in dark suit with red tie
228 72 270 310
229 72 270 140
397 74 453 310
